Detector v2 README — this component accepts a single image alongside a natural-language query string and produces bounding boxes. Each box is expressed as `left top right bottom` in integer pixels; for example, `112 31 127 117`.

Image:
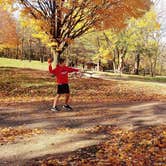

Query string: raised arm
49 64 57 75
66 66 79 73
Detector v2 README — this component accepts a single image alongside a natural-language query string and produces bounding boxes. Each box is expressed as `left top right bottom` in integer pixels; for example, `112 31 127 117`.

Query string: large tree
3 0 151 63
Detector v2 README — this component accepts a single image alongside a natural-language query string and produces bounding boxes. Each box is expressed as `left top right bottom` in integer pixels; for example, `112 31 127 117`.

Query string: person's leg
53 94 61 108
63 93 73 110
65 93 70 105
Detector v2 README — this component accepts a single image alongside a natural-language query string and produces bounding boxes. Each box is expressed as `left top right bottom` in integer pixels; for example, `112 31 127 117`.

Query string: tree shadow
0 101 165 130
0 101 165 164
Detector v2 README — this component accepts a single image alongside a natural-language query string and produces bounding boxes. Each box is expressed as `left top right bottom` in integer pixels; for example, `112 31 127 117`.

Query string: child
48 58 79 111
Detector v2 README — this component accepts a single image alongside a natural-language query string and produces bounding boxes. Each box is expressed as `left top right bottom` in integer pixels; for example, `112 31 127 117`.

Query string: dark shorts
57 84 70 94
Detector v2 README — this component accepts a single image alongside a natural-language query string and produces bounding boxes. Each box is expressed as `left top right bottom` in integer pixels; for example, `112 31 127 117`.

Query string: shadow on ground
0 101 165 165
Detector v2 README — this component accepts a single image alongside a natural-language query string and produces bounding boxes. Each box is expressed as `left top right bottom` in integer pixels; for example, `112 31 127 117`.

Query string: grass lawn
1 57 166 83
0 57 48 71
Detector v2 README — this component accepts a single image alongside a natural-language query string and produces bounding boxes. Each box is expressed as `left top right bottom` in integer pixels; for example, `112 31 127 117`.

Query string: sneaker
63 104 72 111
50 106 59 112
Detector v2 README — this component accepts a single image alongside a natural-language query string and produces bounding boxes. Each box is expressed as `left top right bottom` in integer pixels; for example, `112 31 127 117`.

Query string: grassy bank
1 57 166 83
0 57 48 71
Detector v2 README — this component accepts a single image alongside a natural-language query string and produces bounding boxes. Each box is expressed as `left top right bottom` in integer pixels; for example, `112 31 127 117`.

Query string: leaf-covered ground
0 127 44 145
0 67 166 166
0 67 165 105
30 125 166 166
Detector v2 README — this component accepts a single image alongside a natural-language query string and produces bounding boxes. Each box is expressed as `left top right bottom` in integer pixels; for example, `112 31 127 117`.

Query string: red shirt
49 64 79 84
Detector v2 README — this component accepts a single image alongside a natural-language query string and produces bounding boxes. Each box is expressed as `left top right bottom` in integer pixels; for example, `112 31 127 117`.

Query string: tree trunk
143 68 146 76
134 53 140 75
112 50 117 73
65 48 70 66
113 61 116 73
40 46 45 63
118 54 124 74
75 58 78 67
51 47 61 67
21 38 24 60
152 54 158 77
97 59 101 71
29 39 32 62
82 63 85 70
16 44 19 59
159 64 163 75
150 64 155 77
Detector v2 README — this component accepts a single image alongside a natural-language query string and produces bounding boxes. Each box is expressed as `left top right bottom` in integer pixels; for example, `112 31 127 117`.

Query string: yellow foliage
19 15 54 47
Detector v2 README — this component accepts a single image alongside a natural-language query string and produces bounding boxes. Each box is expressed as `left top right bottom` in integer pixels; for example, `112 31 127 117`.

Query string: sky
154 0 166 42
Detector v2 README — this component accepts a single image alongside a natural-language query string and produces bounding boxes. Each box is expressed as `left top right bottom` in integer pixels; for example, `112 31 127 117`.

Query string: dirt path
0 101 165 165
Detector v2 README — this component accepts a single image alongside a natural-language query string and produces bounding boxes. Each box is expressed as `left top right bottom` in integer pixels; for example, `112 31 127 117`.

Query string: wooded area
1 0 165 76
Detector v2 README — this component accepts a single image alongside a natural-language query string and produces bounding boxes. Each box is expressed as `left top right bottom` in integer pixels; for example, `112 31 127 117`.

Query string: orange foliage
18 0 151 35
0 7 19 49
92 0 151 30
1 0 151 54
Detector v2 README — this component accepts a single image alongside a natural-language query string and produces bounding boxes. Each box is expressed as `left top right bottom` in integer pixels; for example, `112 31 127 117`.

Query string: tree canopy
0 0 151 62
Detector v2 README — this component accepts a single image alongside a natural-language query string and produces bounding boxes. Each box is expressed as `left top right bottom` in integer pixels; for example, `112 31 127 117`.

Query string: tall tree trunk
113 60 116 73
96 36 101 72
75 58 78 67
152 54 158 77
65 47 70 66
113 49 117 73
21 38 24 60
42 46 45 63
82 62 85 70
40 46 44 63
134 52 140 75
51 47 62 67
29 38 32 62
159 64 163 76
16 43 19 59
118 54 124 74
97 59 101 71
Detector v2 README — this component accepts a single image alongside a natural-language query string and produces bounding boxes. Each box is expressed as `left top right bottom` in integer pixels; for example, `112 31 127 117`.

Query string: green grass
1 57 166 83
0 57 48 71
